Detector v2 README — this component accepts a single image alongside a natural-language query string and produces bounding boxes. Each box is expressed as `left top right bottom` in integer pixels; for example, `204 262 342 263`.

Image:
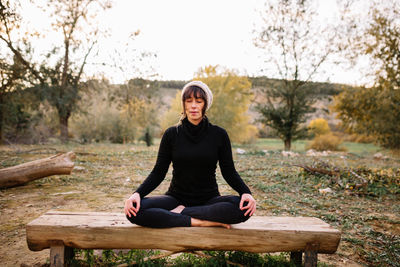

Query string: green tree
0 55 26 143
0 0 39 143
333 2 400 149
253 0 340 150
1 0 111 142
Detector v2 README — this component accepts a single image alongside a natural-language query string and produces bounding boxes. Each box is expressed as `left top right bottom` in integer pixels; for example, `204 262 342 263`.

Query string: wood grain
26 211 341 254
0 152 75 188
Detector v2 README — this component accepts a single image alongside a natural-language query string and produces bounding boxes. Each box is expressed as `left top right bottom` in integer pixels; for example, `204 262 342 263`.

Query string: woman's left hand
239 193 256 216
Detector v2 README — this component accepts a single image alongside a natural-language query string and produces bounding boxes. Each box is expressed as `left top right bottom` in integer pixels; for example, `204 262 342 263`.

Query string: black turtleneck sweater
135 117 251 206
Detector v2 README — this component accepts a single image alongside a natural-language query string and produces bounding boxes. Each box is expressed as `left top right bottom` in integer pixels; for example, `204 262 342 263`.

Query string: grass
69 249 299 267
236 138 383 156
0 138 399 266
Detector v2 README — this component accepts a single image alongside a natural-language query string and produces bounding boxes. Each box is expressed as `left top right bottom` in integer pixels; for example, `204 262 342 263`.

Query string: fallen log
0 151 76 188
293 164 341 185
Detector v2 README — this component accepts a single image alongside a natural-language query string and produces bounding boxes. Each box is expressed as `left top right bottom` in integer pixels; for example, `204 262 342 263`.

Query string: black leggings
126 195 250 228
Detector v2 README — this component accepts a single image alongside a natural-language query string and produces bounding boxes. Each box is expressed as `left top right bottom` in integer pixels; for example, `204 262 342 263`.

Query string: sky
18 0 370 85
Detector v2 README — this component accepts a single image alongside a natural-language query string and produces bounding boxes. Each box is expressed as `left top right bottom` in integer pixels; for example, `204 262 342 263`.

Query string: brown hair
182 85 208 117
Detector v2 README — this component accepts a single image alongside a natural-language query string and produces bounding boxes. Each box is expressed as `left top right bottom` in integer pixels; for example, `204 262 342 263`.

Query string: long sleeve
218 129 251 195
135 128 173 197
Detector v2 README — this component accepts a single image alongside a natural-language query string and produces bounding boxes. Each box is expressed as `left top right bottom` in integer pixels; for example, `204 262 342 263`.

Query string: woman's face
184 93 205 125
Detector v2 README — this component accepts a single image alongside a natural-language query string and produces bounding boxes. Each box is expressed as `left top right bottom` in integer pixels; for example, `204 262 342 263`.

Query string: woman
124 81 256 228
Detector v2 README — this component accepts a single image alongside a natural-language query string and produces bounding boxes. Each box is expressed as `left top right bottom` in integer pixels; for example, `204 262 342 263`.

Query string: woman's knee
126 211 147 226
126 214 137 224
234 205 251 223
219 202 250 224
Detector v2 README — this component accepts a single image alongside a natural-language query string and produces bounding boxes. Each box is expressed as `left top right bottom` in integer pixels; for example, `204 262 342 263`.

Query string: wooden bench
26 211 341 267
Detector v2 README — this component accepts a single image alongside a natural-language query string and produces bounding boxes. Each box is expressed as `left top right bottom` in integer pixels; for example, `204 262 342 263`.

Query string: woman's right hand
124 192 141 217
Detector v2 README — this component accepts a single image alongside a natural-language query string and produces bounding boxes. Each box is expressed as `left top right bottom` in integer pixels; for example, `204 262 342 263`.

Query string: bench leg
304 243 319 267
290 251 302 266
49 241 74 267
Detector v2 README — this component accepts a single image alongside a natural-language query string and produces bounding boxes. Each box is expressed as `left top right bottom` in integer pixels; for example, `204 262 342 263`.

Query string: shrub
308 118 331 137
344 133 375 144
307 133 346 151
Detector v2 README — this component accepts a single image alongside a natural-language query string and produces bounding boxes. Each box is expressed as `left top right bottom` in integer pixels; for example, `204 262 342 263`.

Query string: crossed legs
126 195 250 228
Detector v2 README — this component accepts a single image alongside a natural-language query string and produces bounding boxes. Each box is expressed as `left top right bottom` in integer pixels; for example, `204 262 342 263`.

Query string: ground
0 140 399 266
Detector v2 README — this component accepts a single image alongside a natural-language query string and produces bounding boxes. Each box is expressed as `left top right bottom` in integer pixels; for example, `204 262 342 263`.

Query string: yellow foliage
344 133 375 144
160 65 258 143
307 133 346 152
160 90 182 131
195 65 257 143
308 118 331 136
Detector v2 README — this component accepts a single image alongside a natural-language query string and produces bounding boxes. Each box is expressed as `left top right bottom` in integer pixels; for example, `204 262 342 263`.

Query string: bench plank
26 211 340 254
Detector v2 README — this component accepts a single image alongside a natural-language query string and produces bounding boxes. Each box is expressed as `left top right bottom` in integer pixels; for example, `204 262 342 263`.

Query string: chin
189 116 202 122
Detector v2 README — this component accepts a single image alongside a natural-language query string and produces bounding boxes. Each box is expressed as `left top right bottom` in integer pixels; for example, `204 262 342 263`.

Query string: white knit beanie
181 81 213 111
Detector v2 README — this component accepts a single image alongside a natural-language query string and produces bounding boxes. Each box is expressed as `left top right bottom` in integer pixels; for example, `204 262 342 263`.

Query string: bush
344 133 375 144
4 102 58 144
71 106 137 144
307 133 346 151
308 118 331 137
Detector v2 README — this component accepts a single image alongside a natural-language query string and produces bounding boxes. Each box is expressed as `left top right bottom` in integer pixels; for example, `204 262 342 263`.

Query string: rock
51 191 81 196
73 166 86 171
124 177 131 185
306 149 330 157
281 151 299 157
319 187 333 194
236 148 246 154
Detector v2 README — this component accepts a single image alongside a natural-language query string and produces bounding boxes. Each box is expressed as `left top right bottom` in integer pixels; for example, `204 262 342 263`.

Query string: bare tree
40 0 112 141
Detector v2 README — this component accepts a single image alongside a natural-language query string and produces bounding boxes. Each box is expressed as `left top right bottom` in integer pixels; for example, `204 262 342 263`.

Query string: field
0 138 399 266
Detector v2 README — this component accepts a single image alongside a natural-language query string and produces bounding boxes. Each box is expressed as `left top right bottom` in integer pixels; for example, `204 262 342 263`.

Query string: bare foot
170 205 185 214
191 218 231 229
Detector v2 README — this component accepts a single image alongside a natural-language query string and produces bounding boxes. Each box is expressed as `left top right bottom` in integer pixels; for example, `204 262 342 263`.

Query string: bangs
182 86 207 101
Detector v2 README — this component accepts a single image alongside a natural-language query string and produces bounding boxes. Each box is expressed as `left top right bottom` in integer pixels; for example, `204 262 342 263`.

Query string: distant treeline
158 80 188 89
158 77 349 96
249 77 348 96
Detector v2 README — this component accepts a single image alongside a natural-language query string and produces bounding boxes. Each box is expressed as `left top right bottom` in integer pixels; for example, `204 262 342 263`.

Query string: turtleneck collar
182 116 209 143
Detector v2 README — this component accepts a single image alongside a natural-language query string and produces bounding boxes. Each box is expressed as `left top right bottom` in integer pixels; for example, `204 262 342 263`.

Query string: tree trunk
0 151 75 188
0 104 3 145
59 114 69 142
0 94 3 145
284 138 292 151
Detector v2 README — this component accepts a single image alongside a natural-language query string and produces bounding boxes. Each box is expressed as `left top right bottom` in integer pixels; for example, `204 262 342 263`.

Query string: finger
242 202 251 210
129 207 137 217
124 207 132 217
124 202 130 214
129 210 136 217
131 204 137 213
239 198 245 209
135 200 141 213
244 209 250 216
249 205 256 216
244 203 256 216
